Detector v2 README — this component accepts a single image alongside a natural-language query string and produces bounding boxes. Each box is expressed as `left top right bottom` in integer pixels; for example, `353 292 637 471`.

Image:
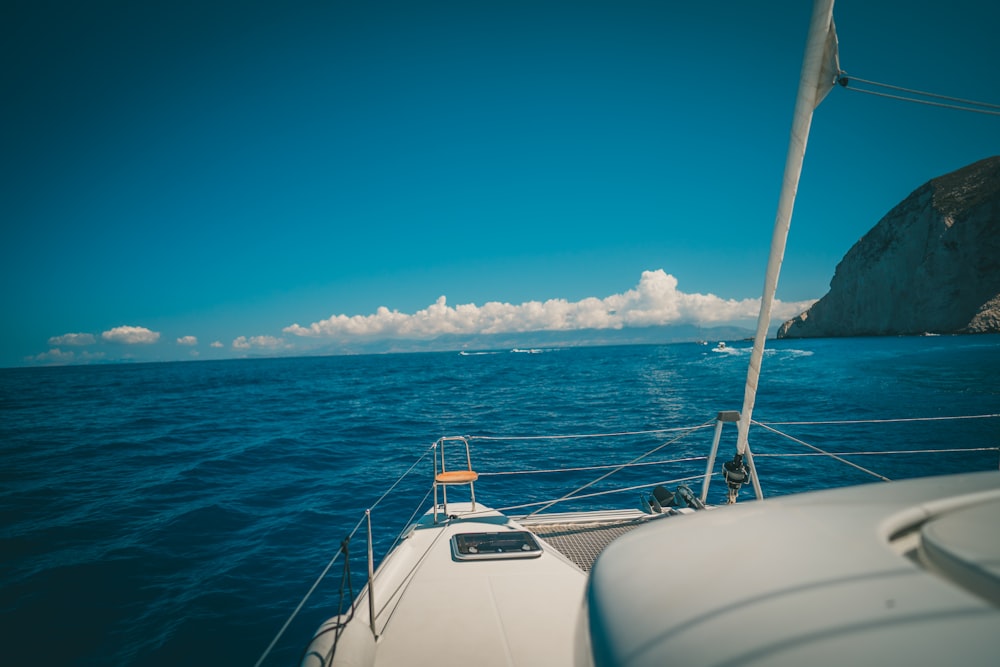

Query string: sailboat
256 1 1000 665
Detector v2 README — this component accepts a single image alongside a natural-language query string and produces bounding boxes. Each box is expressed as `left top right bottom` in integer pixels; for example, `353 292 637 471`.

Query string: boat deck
517 509 655 571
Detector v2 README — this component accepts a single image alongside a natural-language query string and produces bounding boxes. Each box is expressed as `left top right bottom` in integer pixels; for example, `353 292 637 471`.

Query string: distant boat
267 3 1000 666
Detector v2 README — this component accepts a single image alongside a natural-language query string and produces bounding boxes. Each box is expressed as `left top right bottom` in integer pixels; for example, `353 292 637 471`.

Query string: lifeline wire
522 420 717 518
254 443 436 667
494 474 706 514
755 447 999 458
468 423 708 442
758 413 1000 426
477 455 710 477
753 420 891 482
253 514 366 667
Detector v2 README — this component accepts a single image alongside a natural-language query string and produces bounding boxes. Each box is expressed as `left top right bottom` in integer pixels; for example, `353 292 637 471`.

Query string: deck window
451 531 543 561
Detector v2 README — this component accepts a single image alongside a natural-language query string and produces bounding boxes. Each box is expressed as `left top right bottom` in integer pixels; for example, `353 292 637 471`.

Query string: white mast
734 0 840 462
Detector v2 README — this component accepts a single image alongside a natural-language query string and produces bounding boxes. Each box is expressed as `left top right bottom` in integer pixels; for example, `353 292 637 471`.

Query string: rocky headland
778 156 1000 338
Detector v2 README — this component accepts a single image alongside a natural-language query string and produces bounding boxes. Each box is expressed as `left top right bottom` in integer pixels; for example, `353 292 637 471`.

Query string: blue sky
3 0 998 367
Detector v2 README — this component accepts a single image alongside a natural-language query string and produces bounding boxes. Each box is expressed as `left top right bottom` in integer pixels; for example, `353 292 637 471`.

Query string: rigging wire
521 419 717 518
254 443 437 667
491 474 706 514
841 74 1000 110
253 515 366 667
837 73 1000 117
752 420 892 482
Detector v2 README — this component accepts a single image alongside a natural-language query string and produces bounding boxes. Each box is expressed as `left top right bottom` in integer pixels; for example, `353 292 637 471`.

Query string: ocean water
2 335 998 666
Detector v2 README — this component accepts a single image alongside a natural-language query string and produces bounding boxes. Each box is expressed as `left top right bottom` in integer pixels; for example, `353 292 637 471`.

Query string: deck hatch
451 531 543 561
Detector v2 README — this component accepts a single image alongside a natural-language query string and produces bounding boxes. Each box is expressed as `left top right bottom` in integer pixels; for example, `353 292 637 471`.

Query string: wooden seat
433 437 478 522
435 470 479 484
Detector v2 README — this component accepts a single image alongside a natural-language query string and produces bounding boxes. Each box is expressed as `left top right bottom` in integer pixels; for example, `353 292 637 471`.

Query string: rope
839 74 1000 117
325 539 356 663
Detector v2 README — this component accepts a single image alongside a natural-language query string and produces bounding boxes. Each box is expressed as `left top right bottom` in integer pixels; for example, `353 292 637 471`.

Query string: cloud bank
233 335 286 350
102 325 160 344
29 348 106 364
33 326 162 364
284 270 816 340
48 333 97 346
31 271 817 365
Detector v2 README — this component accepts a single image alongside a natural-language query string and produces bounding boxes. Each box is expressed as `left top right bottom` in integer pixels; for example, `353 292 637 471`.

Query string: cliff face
778 156 1000 338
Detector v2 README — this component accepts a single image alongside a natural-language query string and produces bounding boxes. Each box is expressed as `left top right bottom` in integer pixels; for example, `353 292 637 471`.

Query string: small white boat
253 2 1000 665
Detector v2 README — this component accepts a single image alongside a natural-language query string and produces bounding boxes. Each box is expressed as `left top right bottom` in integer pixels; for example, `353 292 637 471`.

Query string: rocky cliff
778 156 1000 338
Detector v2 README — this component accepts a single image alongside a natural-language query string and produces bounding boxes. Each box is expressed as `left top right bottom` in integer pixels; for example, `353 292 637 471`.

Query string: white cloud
284 270 817 340
101 325 160 344
232 335 285 350
210 341 224 348
177 335 198 346
47 332 96 346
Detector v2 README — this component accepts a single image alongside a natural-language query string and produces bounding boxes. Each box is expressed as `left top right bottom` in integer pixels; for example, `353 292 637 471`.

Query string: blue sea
2 336 999 666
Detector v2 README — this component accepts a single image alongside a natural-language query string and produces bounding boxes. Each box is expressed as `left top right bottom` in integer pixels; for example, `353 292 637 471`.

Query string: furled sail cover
735 0 838 462
814 19 840 108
